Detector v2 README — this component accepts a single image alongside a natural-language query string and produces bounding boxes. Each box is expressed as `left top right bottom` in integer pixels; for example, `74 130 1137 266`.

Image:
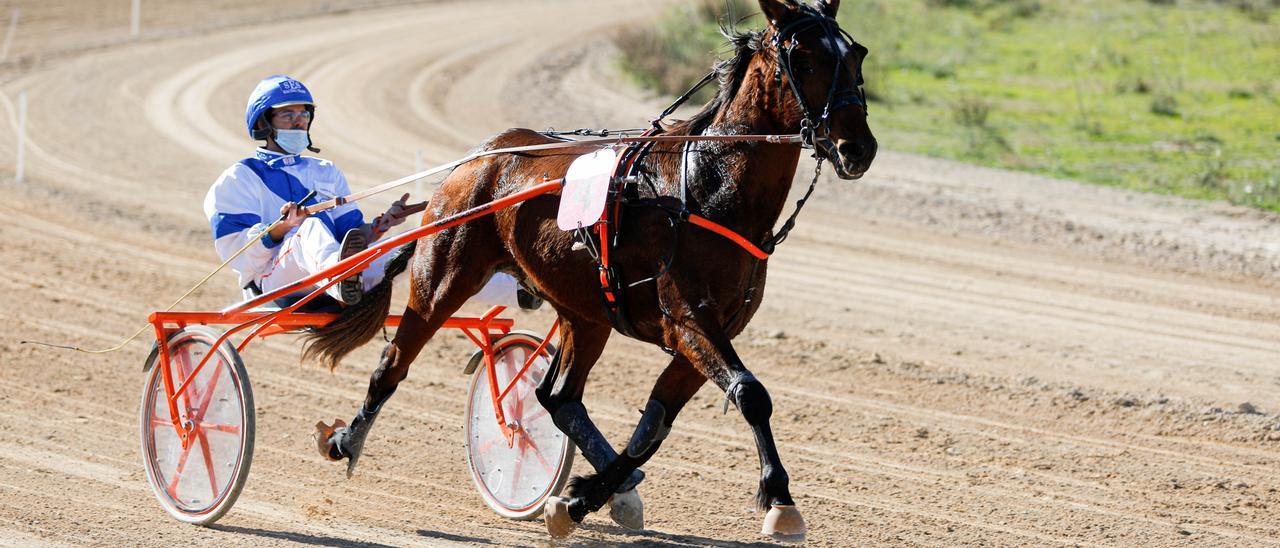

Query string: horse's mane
666 28 765 137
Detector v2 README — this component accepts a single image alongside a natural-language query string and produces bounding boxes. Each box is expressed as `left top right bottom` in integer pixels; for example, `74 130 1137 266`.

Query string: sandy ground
1 1 1278 546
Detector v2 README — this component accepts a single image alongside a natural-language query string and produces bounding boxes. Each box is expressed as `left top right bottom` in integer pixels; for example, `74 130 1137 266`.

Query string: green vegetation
617 0 1280 212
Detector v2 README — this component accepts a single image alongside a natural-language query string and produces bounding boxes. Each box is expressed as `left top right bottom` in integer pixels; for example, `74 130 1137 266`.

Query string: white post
16 90 26 183
1 10 19 62
130 0 141 39
414 149 424 198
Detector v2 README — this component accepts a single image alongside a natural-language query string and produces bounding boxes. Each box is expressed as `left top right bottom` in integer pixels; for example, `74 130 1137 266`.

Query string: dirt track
1 1 1279 546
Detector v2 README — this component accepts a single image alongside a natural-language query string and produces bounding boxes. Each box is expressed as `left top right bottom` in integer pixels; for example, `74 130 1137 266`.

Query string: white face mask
274 129 310 155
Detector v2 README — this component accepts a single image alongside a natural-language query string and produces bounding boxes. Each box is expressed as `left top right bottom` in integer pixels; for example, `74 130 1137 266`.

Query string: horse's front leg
694 330 802 541
718 363 803 542
690 314 802 542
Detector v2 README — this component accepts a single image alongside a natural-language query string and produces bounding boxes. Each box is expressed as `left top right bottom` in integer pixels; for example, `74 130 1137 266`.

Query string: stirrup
337 229 367 306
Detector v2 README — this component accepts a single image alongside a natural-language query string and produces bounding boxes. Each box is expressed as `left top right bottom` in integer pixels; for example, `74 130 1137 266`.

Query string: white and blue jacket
203 148 364 289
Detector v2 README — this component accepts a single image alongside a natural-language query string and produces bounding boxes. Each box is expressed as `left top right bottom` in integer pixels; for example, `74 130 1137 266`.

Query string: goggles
271 109 313 123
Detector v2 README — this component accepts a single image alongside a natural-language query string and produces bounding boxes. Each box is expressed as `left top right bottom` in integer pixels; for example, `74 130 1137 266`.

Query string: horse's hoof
313 419 347 461
607 488 644 530
761 504 806 543
543 496 577 539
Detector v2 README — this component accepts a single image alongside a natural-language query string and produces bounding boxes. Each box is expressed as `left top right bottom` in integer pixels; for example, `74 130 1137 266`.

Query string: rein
304 133 801 216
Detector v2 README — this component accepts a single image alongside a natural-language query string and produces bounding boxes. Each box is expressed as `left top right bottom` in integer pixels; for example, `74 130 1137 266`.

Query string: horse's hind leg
315 309 432 476
534 320 645 529
543 354 705 537
317 257 495 477
535 321 611 470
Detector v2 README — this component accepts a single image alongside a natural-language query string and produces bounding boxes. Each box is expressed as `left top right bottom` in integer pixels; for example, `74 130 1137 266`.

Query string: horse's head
760 0 876 179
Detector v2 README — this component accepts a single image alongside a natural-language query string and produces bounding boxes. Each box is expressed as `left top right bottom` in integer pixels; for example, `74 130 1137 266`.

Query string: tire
139 325 254 526
464 331 573 520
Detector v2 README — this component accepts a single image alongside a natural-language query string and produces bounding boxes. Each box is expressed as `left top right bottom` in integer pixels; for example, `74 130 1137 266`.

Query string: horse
308 0 875 541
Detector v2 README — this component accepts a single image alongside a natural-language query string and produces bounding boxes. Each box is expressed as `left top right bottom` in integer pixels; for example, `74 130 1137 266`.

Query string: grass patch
617 0 1280 213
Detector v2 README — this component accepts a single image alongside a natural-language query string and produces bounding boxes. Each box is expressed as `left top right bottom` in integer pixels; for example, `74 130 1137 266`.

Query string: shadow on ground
211 524 395 548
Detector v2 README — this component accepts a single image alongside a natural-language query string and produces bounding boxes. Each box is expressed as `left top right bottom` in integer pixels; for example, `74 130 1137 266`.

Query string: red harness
586 130 771 339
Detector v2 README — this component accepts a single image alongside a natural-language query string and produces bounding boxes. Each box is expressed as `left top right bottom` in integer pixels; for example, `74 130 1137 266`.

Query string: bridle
772 8 869 162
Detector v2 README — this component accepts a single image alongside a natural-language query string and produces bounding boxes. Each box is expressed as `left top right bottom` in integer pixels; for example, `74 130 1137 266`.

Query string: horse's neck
669 70 803 243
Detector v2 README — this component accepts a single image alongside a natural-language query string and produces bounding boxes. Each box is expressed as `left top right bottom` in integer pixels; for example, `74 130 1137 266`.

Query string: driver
204 75 528 308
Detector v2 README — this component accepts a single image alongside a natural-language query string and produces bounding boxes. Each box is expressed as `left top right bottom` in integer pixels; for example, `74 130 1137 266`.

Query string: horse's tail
302 240 417 371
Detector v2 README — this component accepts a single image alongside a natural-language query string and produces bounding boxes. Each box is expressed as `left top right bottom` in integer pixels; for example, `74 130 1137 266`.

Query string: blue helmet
244 75 315 139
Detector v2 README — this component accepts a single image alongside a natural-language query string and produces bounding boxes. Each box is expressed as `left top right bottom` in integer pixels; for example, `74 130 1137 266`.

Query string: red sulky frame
147 179 564 455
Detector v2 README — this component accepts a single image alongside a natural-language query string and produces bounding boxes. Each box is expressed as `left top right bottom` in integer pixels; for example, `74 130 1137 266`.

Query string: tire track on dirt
604 337 1279 474
777 249 1280 353
776 383 1275 474
798 208 1279 311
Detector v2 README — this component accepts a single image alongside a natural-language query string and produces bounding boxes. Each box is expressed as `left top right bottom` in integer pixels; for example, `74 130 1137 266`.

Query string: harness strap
652 70 718 127
686 215 770 260
591 129 664 340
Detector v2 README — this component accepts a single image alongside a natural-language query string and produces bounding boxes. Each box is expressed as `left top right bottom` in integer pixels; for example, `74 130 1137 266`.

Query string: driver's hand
269 201 310 242
372 193 411 236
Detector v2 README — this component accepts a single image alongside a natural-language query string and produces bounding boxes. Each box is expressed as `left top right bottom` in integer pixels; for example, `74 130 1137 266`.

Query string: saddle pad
557 148 618 231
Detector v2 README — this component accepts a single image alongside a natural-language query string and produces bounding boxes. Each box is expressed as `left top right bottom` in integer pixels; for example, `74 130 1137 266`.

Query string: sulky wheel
139 325 254 526
464 331 573 520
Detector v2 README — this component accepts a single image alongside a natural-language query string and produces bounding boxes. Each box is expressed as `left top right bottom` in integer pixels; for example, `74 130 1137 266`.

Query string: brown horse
308 0 875 541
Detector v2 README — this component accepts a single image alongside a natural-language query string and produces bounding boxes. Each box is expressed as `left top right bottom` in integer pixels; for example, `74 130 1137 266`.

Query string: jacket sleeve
204 164 278 284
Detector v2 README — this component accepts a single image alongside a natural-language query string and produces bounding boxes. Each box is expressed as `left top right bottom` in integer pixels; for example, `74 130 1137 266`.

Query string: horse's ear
758 0 797 27
822 0 841 17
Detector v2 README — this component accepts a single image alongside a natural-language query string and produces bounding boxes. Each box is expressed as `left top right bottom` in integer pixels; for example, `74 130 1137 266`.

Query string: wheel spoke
200 423 241 434
508 453 523 498
189 358 226 425
510 379 526 420
524 407 549 423
166 434 196 497
524 435 555 476
189 353 230 502
173 347 195 412
151 416 178 429
475 436 500 455
197 428 219 500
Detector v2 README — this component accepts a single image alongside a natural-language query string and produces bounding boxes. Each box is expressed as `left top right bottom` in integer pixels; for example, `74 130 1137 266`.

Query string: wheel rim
144 334 247 516
466 340 569 515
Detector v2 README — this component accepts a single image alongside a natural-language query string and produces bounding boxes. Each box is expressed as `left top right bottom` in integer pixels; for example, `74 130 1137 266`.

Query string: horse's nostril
837 141 863 161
